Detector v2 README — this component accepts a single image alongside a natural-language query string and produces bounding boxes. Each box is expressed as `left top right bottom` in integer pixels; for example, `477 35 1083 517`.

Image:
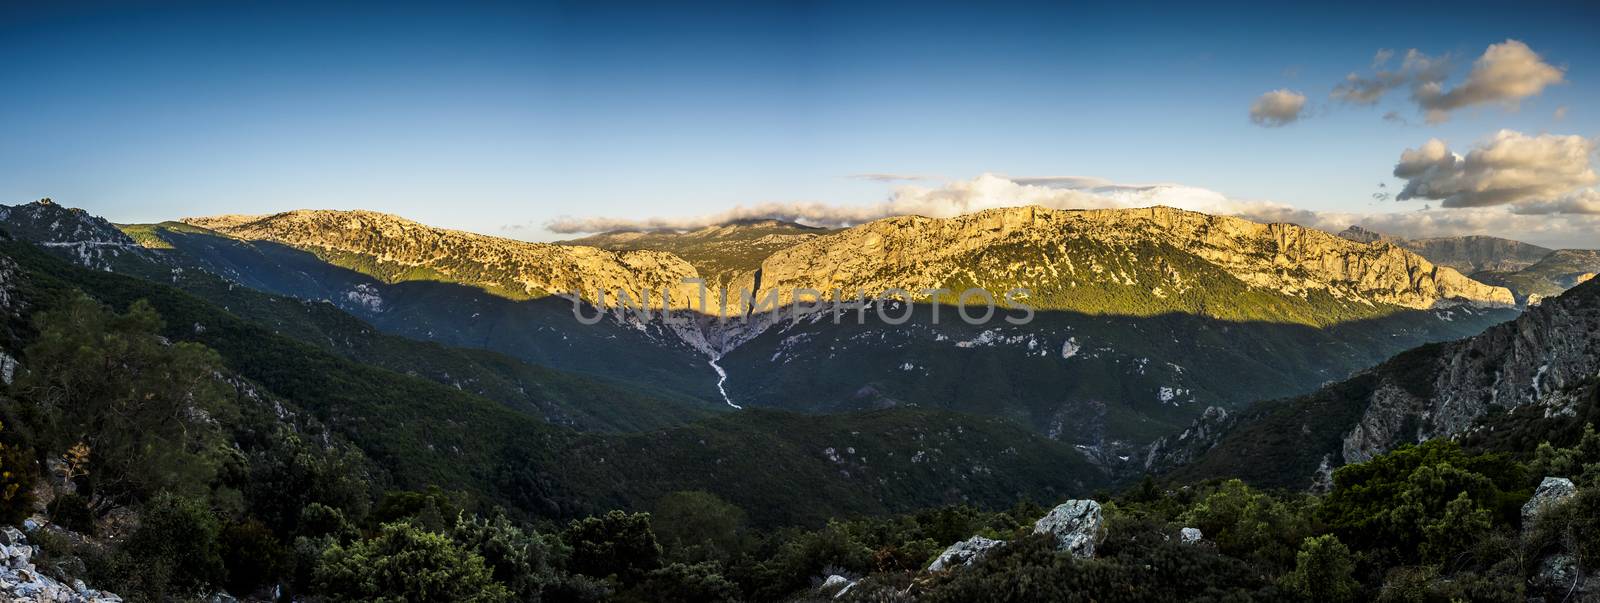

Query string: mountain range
2 197 1597 601
124 204 1524 465
9 199 1594 474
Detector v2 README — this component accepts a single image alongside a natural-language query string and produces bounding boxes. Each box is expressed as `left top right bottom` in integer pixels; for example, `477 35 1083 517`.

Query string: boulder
1032 500 1103 558
927 535 1006 571
1179 527 1203 545
819 574 857 599
1531 553 1594 595
1521 477 1577 530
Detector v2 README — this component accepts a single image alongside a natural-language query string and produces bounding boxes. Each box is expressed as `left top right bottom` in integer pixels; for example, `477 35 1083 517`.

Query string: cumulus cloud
537 173 1600 249
1332 49 1450 105
1324 40 1562 124
1393 130 1598 209
1413 40 1565 123
1249 89 1308 127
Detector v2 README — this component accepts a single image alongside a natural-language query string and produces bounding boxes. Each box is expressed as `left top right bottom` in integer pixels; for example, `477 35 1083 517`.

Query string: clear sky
3 1 1597 246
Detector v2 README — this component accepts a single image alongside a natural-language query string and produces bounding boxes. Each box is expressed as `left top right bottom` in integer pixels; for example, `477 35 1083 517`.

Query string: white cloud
1393 130 1597 209
541 173 1600 249
1249 89 1308 127
1413 40 1565 123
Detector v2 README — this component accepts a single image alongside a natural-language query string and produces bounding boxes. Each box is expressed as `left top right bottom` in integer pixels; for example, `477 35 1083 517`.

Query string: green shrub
314 521 509 603
1283 535 1360 602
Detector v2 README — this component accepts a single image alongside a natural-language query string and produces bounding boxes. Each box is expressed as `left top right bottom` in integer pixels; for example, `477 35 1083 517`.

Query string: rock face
0 527 121 602
184 209 706 310
1172 278 1600 492
1143 406 1235 472
749 206 1513 316
1396 235 1552 273
1522 477 1577 529
0 200 144 270
927 535 1006 571
1032 500 1104 558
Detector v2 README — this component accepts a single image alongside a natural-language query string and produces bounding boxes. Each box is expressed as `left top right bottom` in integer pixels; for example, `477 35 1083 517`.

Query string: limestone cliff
744 206 1512 312
185 209 706 310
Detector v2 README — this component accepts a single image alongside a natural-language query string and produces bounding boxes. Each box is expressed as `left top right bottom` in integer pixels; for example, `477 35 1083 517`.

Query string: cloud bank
1248 89 1308 127
1392 130 1597 210
539 173 1600 249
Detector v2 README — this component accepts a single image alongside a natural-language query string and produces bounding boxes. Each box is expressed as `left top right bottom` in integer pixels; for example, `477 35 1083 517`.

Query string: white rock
1179 527 1203 544
1522 476 1577 530
1032 500 1104 558
927 535 1006 571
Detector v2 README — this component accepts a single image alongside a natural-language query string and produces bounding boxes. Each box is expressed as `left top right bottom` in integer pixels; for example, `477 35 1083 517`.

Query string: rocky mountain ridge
739 206 1513 315
1163 277 1600 489
185 209 706 310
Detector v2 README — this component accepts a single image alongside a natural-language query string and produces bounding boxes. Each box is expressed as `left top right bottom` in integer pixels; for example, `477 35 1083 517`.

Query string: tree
452 510 560 600
652 491 746 563
1180 479 1308 570
314 521 510 603
563 510 662 583
1322 440 1518 561
0 420 36 524
15 295 235 512
112 492 227 600
1283 535 1360 602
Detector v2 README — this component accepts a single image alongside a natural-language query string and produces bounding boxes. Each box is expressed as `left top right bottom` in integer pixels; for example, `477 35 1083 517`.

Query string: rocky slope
739 206 1513 318
1399 235 1552 273
0 199 145 271
1474 249 1600 305
562 218 829 285
1164 277 1600 489
186 210 706 310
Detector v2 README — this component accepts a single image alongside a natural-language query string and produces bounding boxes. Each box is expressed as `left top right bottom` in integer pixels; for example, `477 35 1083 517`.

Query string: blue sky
2 1 1597 245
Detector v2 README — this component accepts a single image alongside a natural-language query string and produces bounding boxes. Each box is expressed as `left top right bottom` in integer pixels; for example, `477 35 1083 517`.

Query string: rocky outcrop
927 536 1006 572
184 209 706 311
1032 500 1104 558
0 200 144 271
1335 279 1600 466
1522 477 1577 529
1172 278 1600 491
0 527 121 602
1143 406 1235 472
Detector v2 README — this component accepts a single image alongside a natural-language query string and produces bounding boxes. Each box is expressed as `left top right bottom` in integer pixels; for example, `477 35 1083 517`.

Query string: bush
563 510 662 583
451 510 560 600
652 491 746 564
0 421 36 525
631 562 739 603
221 518 291 595
110 492 226 600
1283 535 1360 602
314 521 510 603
